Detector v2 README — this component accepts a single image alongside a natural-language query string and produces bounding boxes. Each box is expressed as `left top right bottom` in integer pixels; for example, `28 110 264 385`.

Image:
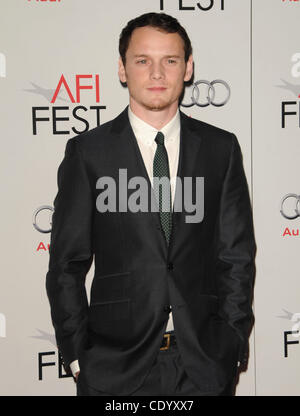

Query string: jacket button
164 305 171 312
167 262 173 271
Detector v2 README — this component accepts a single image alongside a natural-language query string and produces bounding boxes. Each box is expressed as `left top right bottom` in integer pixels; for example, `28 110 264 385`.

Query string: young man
46 12 256 396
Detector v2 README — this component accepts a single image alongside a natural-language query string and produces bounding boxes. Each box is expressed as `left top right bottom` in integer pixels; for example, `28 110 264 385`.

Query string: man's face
118 26 193 113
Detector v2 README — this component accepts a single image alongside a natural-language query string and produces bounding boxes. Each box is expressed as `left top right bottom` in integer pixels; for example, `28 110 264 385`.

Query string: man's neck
129 100 179 130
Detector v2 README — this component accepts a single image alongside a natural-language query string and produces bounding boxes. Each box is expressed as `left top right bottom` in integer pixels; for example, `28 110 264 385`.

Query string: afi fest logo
282 0 300 3
30 329 72 380
0 53 6 78
159 0 225 11
279 53 300 128
277 309 300 357
0 313 6 338
27 74 106 136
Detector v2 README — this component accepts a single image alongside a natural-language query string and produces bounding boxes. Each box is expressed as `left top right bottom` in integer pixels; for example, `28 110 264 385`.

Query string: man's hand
75 371 80 382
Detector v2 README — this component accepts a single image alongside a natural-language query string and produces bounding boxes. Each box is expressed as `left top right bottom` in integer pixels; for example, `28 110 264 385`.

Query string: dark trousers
76 340 236 396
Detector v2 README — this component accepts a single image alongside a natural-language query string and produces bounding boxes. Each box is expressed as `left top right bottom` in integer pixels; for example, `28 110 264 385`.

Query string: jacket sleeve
216 133 256 366
46 138 94 369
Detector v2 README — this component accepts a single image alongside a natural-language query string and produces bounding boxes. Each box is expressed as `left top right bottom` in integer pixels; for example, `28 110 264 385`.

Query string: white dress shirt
70 106 181 377
128 106 180 333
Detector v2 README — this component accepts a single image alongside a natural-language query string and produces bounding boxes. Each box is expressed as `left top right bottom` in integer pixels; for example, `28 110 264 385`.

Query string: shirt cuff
70 359 80 377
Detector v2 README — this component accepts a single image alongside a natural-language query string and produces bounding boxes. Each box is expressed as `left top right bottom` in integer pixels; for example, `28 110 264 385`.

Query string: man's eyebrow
133 54 182 58
164 55 182 58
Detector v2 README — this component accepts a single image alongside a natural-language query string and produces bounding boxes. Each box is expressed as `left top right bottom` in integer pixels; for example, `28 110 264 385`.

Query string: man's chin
144 101 170 111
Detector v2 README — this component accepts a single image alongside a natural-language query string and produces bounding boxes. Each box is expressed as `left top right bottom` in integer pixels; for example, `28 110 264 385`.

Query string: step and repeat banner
0 0 299 396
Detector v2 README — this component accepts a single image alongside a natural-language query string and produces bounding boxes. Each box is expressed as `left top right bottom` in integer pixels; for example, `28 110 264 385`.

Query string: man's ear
118 57 127 83
184 55 194 83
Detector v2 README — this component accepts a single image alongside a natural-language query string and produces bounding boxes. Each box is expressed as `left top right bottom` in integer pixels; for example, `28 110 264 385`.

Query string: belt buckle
160 333 171 351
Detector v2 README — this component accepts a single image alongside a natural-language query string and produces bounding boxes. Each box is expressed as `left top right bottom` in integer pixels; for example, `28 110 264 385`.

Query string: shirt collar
128 106 180 147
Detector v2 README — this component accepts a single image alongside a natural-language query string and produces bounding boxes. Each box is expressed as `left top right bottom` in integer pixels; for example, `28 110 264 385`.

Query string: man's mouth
147 87 167 91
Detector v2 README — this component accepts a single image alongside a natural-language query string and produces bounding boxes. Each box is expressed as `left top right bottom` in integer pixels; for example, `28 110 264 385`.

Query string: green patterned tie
153 132 172 245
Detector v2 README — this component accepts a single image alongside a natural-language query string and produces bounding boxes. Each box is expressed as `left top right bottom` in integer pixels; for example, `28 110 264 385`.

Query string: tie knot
155 131 165 146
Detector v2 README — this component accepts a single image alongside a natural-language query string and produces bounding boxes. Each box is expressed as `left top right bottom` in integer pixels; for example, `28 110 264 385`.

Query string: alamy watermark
95 170 204 223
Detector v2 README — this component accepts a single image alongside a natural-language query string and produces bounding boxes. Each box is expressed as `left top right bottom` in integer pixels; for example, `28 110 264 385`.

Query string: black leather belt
160 331 176 351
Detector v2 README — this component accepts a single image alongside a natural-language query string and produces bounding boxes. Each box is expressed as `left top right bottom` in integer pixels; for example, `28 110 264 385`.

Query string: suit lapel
168 111 204 250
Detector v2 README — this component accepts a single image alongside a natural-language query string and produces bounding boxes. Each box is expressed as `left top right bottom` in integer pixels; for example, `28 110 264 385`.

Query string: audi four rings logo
280 194 300 220
181 79 231 107
33 205 54 233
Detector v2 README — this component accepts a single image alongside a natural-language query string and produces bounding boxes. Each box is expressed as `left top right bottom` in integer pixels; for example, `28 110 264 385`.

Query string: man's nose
150 62 165 79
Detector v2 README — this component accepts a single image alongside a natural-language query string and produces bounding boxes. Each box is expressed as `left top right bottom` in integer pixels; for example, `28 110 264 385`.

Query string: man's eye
137 59 147 64
167 59 177 64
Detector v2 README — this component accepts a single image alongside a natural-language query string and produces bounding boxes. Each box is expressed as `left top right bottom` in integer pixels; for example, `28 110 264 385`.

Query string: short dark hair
119 12 193 65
